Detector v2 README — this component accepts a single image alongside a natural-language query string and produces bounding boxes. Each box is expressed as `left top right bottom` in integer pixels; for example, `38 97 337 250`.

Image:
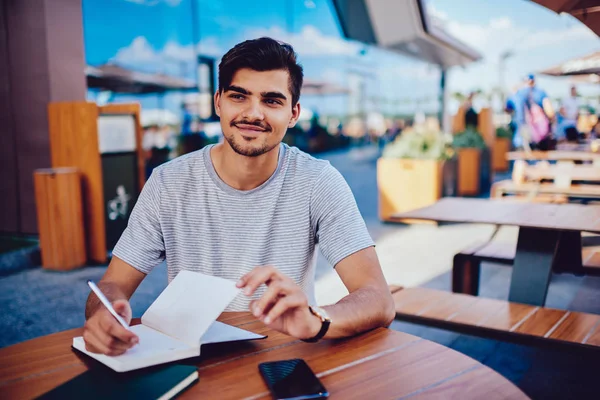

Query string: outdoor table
507 150 600 162
391 198 600 306
0 312 528 399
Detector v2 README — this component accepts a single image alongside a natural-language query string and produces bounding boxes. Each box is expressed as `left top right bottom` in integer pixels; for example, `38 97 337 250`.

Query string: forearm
84 281 128 320
322 285 395 339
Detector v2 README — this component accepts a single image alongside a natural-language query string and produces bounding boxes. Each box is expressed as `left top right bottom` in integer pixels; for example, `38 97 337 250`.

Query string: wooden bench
452 240 600 296
392 287 600 351
492 180 600 201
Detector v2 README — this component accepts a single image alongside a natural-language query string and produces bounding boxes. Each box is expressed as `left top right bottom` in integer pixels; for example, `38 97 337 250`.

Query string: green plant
496 126 512 139
453 128 486 149
382 125 453 160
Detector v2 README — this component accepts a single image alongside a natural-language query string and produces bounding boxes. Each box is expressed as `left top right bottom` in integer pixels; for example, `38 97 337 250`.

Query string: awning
86 64 198 94
332 0 481 68
539 51 600 76
530 0 600 37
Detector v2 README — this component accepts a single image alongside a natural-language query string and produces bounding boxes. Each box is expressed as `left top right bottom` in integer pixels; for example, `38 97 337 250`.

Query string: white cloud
247 25 361 56
111 36 224 68
444 15 595 59
113 36 159 64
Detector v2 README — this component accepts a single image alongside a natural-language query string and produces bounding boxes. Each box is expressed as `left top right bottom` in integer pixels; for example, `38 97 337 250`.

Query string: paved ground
1 144 599 399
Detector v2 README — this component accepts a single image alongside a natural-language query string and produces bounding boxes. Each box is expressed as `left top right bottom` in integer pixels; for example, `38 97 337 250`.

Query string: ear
288 102 301 128
214 90 221 117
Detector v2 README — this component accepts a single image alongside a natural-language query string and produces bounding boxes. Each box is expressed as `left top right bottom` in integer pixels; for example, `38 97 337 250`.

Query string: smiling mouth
234 124 269 137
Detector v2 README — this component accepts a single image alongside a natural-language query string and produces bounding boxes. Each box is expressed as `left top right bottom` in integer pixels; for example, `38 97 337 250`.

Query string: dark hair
218 37 304 107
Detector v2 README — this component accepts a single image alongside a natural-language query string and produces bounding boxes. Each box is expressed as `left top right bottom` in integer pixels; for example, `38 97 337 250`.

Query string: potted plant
453 128 487 196
493 126 512 172
377 124 456 221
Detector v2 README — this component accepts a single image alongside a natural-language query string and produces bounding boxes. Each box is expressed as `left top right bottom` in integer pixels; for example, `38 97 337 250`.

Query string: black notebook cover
38 364 198 400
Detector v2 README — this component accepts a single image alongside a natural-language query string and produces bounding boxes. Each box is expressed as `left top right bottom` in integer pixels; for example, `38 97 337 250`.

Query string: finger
264 293 307 325
86 325 131 355
98 312 138 345
241 266 282 296
253 281 294 317
112 300 133 323
83 329 112 355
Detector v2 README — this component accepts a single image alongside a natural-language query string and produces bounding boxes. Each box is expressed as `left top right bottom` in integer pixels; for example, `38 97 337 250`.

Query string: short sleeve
311 164 374 267
112 170 165 274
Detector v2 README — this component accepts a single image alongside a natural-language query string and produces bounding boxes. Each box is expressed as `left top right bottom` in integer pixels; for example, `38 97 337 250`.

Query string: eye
229 94 245 100
265 99 282 106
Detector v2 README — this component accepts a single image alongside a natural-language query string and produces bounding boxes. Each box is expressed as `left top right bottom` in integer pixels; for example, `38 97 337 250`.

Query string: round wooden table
0 312 528 399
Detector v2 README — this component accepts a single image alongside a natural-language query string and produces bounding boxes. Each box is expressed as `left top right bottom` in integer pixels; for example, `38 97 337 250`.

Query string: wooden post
34 168 86 270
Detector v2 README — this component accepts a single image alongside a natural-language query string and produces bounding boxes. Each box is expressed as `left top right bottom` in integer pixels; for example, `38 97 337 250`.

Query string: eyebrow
225 85 288 102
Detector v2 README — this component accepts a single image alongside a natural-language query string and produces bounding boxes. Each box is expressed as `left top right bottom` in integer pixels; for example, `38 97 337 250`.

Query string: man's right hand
83 299 139 356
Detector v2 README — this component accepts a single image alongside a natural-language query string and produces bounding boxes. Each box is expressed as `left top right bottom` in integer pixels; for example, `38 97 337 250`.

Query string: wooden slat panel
48 101 106 263
513 308 566 336
457 148 481 196
418 292 477 320
549 312 600 344
393 288 451 315
507 150 600 161
408 364 528 400
448 297 507 326
479 302 536 331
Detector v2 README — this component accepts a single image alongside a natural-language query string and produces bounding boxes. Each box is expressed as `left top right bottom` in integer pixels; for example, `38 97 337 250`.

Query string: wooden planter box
377 158 456 221
493 138 510 172
457 148 481 196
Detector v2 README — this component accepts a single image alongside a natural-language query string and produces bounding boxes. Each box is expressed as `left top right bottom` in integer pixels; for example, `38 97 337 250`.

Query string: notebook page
141 270 240 347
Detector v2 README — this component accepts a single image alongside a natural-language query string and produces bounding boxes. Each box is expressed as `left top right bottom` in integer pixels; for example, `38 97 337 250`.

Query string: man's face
215 68 300 157
527 78 535 88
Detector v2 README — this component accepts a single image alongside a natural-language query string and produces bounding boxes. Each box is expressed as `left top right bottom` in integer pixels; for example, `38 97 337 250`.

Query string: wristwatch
302 306 331 343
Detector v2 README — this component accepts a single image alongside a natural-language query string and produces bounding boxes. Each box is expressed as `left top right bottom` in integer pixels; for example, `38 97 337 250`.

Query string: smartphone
258 358 329 399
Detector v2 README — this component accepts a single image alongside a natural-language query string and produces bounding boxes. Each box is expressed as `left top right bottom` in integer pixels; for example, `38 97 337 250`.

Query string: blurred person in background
464 92 478 129
512 74 555 150
558 86 580 142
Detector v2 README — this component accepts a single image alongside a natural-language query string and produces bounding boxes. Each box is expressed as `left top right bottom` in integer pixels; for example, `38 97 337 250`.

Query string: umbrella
539 51 600 76
530 1 600 36
86 64 197 94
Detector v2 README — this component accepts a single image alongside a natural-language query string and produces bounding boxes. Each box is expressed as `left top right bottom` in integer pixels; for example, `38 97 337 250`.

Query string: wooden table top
391 198 600 233
0 312 528 399
507 151 600 161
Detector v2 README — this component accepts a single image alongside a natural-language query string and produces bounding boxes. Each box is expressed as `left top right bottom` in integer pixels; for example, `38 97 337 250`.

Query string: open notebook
73 271 265 372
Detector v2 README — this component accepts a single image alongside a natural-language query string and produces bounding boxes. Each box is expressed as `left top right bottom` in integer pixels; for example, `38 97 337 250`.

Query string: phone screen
259 359 329 399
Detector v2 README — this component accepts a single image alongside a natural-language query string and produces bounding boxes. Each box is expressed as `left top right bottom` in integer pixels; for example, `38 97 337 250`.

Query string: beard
224 119 280 157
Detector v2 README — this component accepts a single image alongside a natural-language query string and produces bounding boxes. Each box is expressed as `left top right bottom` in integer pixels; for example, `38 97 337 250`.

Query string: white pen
87 280 131 331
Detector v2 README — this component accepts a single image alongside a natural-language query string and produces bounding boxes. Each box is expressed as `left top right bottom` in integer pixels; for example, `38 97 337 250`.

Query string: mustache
231 119 272 131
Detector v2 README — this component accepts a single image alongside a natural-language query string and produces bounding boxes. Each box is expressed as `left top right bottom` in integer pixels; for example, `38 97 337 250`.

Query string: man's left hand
236 266 321 340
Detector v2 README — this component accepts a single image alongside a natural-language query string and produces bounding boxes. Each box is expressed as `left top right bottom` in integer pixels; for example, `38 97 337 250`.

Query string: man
512 74 554 149
83 37 395 356
558 86 580 142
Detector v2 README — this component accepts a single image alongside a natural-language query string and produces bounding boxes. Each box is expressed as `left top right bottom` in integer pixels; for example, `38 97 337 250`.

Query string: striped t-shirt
112 143 374 311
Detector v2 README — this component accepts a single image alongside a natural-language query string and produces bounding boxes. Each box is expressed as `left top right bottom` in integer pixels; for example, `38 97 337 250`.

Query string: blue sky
83 0 599 118
427 0 600 102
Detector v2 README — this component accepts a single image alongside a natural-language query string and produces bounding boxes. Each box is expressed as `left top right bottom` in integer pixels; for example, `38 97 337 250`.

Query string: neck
210 142 281 191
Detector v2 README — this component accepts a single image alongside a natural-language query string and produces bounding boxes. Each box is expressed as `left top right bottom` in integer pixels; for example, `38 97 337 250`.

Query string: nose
241 98 264 121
